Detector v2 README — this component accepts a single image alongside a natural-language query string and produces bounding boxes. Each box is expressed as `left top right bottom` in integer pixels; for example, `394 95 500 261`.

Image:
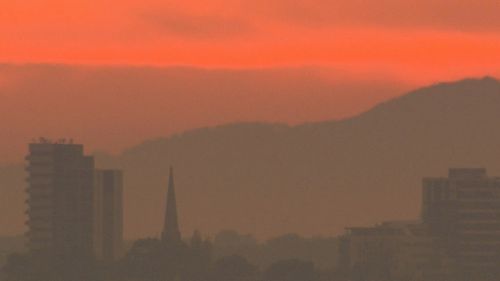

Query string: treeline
212 231 338 270
1 231 346 281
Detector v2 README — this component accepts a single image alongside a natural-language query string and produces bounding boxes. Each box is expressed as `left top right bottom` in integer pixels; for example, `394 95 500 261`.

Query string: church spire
162 166 181 242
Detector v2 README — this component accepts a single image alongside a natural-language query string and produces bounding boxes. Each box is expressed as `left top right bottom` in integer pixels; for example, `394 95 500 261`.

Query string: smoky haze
0 64 408 164
1 76 499 239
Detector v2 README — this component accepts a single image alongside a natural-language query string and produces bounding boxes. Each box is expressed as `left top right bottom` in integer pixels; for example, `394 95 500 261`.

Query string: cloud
142 8 254 40
133 0 500 44
0 0 498 71
252 0 500 32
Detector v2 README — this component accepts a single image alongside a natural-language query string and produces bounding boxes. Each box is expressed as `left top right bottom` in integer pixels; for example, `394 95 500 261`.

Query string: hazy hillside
0 64 405 164
1 77 499 239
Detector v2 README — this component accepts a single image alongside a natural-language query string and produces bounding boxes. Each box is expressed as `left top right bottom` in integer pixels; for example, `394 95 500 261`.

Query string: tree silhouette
122 238 185 281
263 259 318 281
209 255 258 281
181 230 213 281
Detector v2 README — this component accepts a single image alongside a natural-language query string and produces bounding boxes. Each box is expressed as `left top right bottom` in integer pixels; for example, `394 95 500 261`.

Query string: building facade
25 140 123 262
93 169 123 262
340 221 450 281
423 168 500 279
26 141 95 259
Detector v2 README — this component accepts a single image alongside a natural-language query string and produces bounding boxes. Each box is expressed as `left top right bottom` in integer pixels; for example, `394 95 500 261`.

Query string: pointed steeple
162 166 181 242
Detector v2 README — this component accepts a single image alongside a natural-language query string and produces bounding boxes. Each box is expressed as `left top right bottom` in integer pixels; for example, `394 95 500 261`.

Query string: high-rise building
423 168 500 279
25 140 123 262
162 167 181 243
93 169 123 262
26 140 95 259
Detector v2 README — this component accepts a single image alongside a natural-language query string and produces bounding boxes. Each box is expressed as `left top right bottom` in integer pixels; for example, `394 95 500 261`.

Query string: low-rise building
339 220 451 281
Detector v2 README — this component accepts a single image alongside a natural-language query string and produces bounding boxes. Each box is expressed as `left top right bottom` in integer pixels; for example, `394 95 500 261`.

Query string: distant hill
1 77 499 239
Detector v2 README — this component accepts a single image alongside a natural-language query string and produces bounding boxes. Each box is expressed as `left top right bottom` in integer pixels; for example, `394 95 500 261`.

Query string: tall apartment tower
26 140 123 262
423 168 500 279
161 167 181 243
26 140 95 259
94 170 123 262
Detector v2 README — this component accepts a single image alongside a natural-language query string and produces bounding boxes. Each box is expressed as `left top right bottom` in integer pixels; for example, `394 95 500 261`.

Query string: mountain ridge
1 76 499 238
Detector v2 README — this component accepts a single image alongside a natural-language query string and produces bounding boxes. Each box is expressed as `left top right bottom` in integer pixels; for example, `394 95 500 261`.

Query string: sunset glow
1 0 499 82
0 0 499 162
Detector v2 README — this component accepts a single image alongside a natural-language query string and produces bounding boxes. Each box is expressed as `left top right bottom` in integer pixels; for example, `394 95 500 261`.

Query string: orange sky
0 0 499 162
1 0 499 81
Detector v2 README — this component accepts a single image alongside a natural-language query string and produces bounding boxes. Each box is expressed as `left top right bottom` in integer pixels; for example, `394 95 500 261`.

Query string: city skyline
1 1 498 280
1 77 500 239
14 140 500 280
3 79 500 281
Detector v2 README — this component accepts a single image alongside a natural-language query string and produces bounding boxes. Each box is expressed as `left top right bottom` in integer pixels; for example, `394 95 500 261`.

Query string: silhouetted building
93 169 123 262
423 168 500 279
25 141 95 258
162 167 181 243
340 221 451 281
25 140 123 263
